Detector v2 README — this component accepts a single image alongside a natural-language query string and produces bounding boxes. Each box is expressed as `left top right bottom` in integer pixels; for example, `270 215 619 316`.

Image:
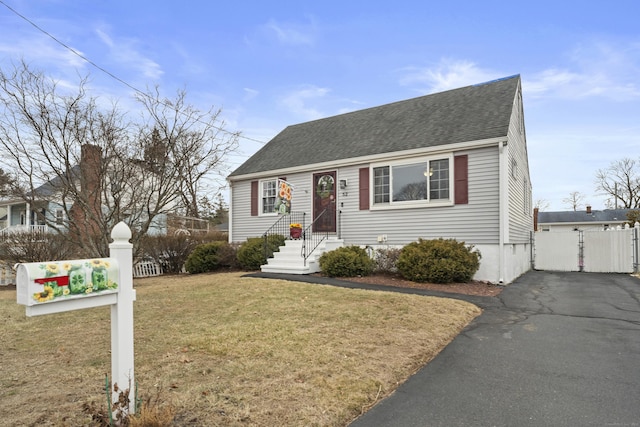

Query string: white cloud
279 85 330 120
398 40 640 102
399 59 501 94
169 42 206 76
264 18 316 46
0 33 87 70
525 41 640 100
95 27 163 81
243 87 259 101
524 68 640 100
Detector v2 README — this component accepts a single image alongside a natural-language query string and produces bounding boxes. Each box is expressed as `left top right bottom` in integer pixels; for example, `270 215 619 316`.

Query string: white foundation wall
503 242 532 284
366 242 531 285
473 243 531 284
472 244 500 283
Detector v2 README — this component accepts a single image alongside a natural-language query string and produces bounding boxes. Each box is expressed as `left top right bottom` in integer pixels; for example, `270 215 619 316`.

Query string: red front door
313 171 337 233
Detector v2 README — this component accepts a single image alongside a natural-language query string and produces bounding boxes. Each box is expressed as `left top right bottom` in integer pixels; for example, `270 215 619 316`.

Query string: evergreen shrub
396 238 480 283
184 241 236 274
236 234 285 271
319 245 374 277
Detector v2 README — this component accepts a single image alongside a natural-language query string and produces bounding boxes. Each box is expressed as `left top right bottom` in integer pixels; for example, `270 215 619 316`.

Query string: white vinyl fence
534 223 639 273
1 263 16 286
133 260 163 278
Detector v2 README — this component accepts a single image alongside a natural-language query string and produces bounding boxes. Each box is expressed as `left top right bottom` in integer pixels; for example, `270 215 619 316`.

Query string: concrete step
261 237 343 275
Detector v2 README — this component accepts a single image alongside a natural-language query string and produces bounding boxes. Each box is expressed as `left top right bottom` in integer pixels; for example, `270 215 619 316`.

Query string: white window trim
370 153 454 211
258 178 278 217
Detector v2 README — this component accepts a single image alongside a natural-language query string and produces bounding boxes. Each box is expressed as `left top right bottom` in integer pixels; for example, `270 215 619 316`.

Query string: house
535 206 634 232
0 170 75 237
228 75 533 284
0 145 170 239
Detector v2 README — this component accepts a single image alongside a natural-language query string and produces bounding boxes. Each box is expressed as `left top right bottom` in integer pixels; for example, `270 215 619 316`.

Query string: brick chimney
586 205 592 214
69 144 103 238
533 207 539 231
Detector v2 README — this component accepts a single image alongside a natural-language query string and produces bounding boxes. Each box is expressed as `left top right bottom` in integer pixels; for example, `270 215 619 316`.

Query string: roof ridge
473 74 520 87
284 75 521 129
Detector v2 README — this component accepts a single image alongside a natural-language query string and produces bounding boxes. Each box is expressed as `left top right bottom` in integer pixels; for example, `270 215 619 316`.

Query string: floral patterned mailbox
17 258 119 307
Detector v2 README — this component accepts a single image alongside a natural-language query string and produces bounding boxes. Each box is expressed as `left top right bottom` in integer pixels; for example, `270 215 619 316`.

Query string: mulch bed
325 273 503 297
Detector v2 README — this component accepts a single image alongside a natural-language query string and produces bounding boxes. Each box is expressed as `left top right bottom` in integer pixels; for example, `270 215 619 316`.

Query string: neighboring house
0 170 74 236
228 75 533 284
0 145 170 238
535 206 633 232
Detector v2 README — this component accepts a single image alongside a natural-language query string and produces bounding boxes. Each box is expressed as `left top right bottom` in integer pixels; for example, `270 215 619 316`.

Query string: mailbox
17 258 119 308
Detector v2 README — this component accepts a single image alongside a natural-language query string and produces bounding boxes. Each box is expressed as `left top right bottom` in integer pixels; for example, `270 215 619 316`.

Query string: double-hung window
372 155 452 207
260 179 277 215
55 209 64 225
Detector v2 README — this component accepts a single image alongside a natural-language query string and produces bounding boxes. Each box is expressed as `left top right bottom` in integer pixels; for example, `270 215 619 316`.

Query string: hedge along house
228 75 533 284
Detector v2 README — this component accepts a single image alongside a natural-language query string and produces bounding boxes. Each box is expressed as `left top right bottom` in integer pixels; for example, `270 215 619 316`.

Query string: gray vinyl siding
230 146 500 245
339 146 500 246
230 171 315 242
506 87 533 243
230 180 272 241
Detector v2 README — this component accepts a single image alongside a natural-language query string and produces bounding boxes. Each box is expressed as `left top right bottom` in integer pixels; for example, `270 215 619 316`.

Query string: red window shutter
359 167 370 210
250 180 258 216
454 155 468 205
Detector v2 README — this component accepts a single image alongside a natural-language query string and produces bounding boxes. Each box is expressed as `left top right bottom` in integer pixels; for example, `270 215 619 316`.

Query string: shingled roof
230 75 520 177
538 209 632 224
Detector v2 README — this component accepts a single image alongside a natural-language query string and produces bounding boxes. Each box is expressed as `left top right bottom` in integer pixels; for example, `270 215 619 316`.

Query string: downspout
498 140 508 284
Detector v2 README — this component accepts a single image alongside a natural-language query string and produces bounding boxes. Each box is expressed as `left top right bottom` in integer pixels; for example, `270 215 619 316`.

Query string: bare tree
0 168 13 197
534 198 551 211
595 158 640 209
0 62 122 256
0 61 238 257
134 87 239 218
563 191 585 211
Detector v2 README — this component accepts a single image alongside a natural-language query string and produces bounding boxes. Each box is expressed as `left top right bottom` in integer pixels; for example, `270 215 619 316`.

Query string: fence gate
534 225 639 273
534 231 581 272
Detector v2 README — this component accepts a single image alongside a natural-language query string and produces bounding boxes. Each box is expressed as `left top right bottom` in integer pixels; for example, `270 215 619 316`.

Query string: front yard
0 272 480 426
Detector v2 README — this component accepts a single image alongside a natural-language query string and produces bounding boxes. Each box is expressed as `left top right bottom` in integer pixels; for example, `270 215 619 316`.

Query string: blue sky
1 0 639 211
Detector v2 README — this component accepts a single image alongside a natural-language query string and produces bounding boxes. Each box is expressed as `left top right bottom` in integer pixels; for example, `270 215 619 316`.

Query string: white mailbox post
109 221 135 411
16 221 136 413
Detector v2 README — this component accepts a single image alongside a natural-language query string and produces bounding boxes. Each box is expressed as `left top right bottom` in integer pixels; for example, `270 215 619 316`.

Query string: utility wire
0 0 268 145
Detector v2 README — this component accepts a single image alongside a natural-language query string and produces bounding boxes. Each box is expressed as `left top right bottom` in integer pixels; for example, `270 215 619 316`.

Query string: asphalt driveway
347 270 640 426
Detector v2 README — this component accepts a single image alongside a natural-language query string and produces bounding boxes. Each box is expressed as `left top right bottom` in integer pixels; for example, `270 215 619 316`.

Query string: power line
0 0 268 145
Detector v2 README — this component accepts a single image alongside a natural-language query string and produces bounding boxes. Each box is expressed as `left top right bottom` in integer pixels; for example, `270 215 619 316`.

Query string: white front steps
260 237 343 275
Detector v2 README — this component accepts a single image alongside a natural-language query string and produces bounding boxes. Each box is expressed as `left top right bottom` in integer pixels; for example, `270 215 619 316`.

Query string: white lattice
133 261 163 278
